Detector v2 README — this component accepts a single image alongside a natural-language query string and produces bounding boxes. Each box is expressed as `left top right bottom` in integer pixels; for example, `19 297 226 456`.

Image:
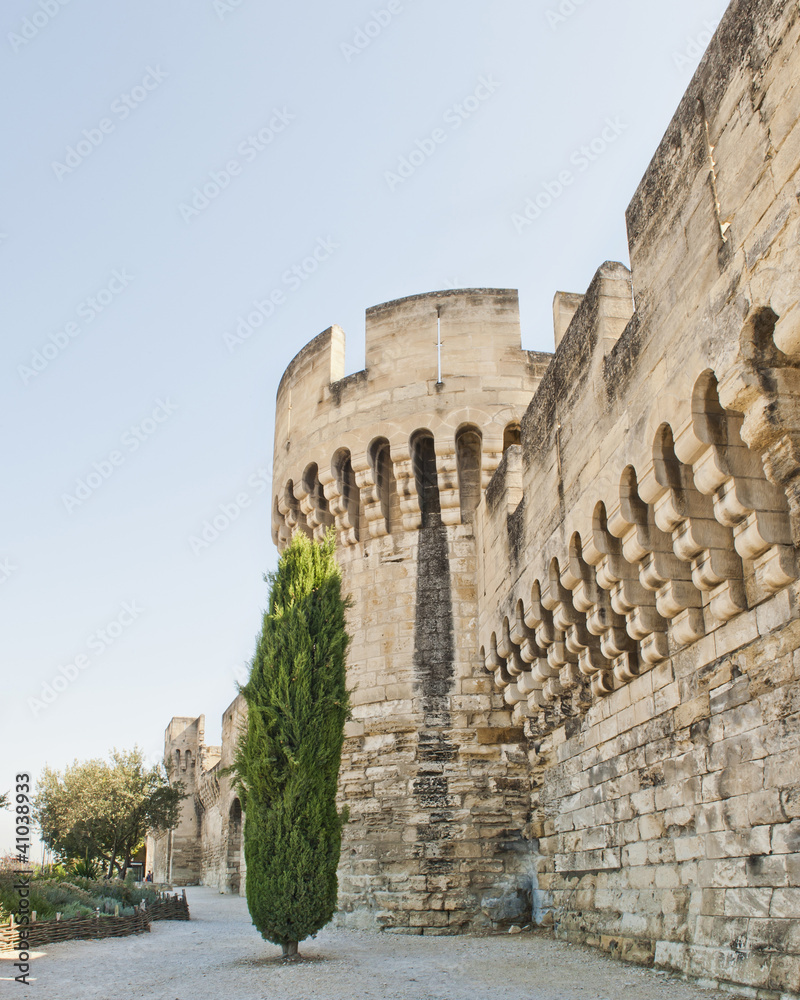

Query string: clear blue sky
0 0 728 854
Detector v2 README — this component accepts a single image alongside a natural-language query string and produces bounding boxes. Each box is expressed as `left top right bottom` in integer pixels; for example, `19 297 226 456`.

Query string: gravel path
2 887 742 1000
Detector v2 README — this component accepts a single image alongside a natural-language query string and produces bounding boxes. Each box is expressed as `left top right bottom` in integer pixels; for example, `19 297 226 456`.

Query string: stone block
674 695 710 732
697 858 748 888
647 839 676 866
783 787 800 820
744 853 789 890
409 910 450 927
769 887 800 919
639 813 665 841
718 762 764 799
768 954 800 994
654 939 688 971
710 678 751 716
674 836 705 862
746 916 797 954
723 886 772 917
706 827 771 861
622 841 648 867
772 822 800 855
747 789 785 826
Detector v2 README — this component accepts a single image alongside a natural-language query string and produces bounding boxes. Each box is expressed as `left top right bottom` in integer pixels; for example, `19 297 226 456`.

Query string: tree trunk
281 941 299 959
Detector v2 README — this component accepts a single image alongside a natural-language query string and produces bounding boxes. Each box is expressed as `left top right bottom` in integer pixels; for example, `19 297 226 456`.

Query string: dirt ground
1 886 744 1000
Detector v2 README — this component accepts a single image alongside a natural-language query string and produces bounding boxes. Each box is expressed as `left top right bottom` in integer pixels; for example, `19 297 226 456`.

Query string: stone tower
157 716 206 884
271 288 553 931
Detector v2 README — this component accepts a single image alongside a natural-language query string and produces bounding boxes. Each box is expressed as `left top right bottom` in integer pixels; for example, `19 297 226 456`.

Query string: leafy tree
33 748 183 878
233 530 350 958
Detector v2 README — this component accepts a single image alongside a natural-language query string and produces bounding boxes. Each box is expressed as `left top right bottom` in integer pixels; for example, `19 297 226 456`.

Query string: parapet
552 292 584 349
164 715 204 781
164 715 203 747
364 288 523 386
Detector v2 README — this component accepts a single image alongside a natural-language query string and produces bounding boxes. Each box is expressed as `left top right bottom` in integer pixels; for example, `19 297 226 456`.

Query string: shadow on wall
226 798 242 895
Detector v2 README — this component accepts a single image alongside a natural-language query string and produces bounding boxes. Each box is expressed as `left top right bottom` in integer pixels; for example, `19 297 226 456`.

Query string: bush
60 875 158 907
69 858 100 879
59 902 95 919
0 872 158 923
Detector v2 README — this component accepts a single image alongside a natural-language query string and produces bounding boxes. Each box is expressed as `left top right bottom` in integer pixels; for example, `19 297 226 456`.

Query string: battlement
277 289 524 411
273 288 551 549
164 716 203 746
164 715 204 781
364 287 522 385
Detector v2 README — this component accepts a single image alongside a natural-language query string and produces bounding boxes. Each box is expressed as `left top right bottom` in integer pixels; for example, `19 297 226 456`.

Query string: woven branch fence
0 890 189 951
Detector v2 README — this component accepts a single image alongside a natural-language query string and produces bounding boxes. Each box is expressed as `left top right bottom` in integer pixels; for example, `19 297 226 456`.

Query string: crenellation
153 0 800 991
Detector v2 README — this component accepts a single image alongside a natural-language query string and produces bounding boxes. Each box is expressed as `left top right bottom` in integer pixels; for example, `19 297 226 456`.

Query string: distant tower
272 289 551 930
157 716 204 885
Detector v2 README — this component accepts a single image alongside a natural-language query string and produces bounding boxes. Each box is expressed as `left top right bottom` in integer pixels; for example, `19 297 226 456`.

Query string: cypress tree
233 530 350 958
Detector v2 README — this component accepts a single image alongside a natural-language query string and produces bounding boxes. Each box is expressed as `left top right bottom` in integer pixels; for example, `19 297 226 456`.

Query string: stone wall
148 708 245 895
195 695 246 895
474 0 800 992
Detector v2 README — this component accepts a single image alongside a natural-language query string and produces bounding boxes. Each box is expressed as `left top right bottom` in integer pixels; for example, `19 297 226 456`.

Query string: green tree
34 748 183 878
0 792 8 810
233 530 350 958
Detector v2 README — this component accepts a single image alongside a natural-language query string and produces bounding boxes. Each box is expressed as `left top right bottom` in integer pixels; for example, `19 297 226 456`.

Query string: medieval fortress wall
474 0 800 987
271 289 553 932
154 0 800 992
148 698 247 895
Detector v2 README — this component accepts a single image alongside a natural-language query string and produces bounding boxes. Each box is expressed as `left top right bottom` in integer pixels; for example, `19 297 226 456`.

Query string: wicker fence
0 890 190 951
145 891 190 922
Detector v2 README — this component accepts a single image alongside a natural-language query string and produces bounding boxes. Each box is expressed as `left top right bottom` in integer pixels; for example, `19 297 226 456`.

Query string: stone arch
272 493 291 549
368 437 399 534
332 448 361 542
226 798 243 894
652 422 684 493
739 304 782 365
455 424 482 523
503 422 521 451
279 479 310 539
619 465 648 524
685 369 795 591
410 429 441 527
485 630 512 688
300 462 334 536
691 370 728 449
638 392 692 477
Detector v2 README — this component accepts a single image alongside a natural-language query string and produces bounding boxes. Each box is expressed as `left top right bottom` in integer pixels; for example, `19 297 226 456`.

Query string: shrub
0 873 158 923
233 531 350 958
69 858 100 879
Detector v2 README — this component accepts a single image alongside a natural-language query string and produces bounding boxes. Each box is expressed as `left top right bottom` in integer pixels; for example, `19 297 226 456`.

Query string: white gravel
2 887 745 1000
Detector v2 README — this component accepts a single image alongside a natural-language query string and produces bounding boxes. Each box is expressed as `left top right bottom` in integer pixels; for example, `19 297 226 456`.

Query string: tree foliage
0 793 8 810
33 748 183 878
233 530 350 957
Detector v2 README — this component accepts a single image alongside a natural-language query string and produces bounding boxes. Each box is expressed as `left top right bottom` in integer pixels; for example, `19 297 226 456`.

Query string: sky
0 0 730 855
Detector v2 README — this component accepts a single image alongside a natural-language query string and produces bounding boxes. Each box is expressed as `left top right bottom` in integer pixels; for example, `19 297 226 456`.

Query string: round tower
272 288 550 932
